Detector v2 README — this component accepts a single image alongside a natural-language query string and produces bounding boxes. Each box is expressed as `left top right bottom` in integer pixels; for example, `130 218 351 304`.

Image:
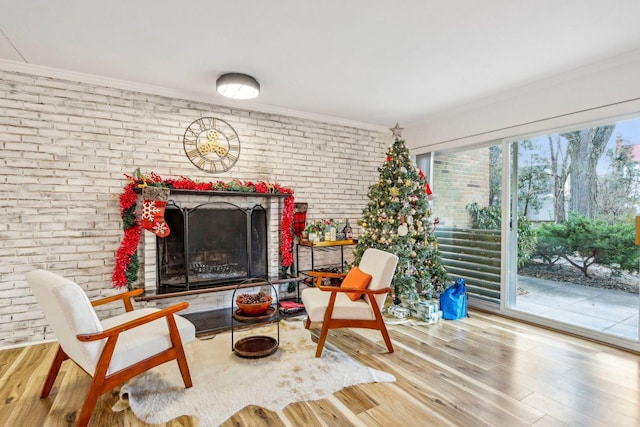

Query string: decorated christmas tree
352 124 448 302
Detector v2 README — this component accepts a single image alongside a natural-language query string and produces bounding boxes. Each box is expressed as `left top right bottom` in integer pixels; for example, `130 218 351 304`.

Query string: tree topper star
390 123 404 140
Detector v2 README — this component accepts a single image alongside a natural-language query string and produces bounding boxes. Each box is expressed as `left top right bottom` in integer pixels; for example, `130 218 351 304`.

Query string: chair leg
304 316 311 329
77 378 103 427
176 352 192 388
314 322 331 357
166 314 192 388
373 310 394 353
41 345 68 398
379 324 394 353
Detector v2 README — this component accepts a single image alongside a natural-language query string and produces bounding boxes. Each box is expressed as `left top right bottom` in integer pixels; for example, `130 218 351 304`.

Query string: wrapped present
387 305 410 319
428 310 443 323
418 300 439 316
414 309 443 324
411 300 439 317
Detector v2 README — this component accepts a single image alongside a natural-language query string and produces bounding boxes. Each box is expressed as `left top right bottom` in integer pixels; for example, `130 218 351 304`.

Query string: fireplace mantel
138 190 288 303
134 188 291 199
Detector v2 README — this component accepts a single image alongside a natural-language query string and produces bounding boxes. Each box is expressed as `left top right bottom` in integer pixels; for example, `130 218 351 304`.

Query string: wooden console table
296 239 357 273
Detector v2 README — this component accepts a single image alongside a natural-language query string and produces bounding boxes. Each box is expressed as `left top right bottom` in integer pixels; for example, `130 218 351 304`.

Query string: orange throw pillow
341 267 372 301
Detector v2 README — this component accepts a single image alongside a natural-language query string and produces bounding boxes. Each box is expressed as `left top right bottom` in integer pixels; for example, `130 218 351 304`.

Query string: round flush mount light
216 73 260 100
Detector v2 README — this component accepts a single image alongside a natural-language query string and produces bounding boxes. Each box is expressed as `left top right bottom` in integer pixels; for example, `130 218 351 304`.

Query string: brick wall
432 147 491 228
0 68 387 346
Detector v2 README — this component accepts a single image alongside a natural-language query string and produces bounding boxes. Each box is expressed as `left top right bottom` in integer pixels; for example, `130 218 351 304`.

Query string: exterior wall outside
0 68 386 347
431 147 491 228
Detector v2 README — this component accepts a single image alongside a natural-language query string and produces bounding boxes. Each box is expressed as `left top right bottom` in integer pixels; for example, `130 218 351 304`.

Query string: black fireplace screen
156 202 268 292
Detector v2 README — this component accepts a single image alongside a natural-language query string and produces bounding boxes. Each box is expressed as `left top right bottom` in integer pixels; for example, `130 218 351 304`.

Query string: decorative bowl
236 295 273 316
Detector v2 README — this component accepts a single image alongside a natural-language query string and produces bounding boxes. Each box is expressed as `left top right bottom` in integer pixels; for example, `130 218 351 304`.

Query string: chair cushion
301 287 375 321
26 270 105 375
358 248 399 309
341 267 372 301
101 308 196 375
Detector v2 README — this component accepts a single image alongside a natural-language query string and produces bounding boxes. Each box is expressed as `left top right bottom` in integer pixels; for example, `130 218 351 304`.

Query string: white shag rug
113 318 395 426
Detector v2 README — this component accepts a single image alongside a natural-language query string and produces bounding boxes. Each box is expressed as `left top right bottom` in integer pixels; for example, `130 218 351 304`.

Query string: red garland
278 186 295 267
112 182 140 288
112 173 295 289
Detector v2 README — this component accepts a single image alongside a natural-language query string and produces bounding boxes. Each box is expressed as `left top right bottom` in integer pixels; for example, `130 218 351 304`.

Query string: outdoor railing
434 227 501 303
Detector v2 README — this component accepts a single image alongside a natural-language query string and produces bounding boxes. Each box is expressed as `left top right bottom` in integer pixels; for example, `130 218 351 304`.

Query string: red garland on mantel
112 171 295 289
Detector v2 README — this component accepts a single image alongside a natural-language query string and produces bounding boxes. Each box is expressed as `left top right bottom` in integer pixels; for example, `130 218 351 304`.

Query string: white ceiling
2 1 640 128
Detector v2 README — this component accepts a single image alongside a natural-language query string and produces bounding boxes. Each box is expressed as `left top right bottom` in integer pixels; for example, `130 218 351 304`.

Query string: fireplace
156 201 268 293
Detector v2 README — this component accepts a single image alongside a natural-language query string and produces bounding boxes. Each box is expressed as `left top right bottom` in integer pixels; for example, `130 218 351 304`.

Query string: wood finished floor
1 310 639 426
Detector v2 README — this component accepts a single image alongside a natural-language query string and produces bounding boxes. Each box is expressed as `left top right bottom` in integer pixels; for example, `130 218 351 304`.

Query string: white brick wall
0 68 388 346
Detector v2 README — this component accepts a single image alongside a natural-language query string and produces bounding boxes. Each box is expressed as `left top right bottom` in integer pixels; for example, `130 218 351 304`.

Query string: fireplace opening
156 202 268 293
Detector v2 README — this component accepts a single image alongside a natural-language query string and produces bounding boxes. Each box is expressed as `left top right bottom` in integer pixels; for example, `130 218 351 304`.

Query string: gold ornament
389 186 400 197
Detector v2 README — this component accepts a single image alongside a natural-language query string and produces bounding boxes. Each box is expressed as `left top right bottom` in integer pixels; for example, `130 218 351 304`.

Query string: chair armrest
307 271 347 287
317 285 390 295
91 288 144 312
77 301 189 341
307 271 347 279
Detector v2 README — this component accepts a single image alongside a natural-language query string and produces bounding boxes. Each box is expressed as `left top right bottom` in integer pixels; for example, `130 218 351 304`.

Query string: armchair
301 248 399 357
26 270 195 427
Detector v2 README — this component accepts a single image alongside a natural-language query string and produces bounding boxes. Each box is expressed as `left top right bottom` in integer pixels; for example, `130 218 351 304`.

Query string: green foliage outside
479 124 640 283
466 202 537 267
517 216 537 268
533 222 568 267
353 138 448 301
535 212 639 277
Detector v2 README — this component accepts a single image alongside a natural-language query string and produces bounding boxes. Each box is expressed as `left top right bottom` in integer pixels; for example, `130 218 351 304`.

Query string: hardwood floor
1 310 638 426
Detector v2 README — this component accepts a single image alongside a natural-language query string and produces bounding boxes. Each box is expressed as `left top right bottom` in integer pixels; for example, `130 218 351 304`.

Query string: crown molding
0 59 387 133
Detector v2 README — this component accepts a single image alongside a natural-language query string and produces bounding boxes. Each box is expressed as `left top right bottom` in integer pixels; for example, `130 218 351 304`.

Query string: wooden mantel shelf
133 188 290 198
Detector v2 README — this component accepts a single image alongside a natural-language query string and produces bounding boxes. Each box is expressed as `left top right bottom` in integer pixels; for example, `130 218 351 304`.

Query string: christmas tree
352 124 448 302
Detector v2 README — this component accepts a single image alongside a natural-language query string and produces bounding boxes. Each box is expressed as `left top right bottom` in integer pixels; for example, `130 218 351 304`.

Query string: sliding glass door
426 144 504 306
507 118 640 342
428 116 640 349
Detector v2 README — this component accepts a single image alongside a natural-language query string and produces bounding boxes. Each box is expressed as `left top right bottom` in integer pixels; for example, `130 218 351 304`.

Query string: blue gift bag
440 278 468 320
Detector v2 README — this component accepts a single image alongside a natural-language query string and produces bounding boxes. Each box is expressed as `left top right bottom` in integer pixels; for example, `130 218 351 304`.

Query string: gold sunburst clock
183 117 240 173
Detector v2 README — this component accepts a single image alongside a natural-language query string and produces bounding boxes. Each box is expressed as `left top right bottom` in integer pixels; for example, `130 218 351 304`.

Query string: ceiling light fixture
216 73 260 100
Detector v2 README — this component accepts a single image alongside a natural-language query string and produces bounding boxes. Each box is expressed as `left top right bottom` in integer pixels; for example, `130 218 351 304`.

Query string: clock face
183 117 240 173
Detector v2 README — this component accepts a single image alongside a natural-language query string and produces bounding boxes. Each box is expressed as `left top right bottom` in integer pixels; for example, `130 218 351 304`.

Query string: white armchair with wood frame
301 248 399 357
26 269 196 427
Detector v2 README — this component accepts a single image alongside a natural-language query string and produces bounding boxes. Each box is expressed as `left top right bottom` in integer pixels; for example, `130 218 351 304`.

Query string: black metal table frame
230 279 280 358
